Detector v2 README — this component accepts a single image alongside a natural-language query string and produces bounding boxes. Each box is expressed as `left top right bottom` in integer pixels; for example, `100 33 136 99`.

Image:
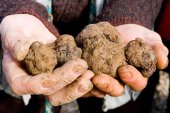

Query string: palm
0 14 57 61
116 24 168 69
116 24 162 46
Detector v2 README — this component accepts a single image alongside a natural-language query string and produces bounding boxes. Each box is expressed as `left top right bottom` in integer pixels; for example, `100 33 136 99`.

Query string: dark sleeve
97 0 164 29
0 0 59 37
52 0 89 23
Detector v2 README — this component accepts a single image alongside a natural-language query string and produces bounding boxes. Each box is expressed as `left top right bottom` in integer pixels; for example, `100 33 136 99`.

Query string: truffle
125 38 157 77
76 22 126 77
24 41 57 75
55 35 82 65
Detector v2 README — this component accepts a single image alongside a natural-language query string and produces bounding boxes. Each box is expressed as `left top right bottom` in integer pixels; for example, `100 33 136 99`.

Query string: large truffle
24 41 57 75
125 38 157 77
76 22 126 77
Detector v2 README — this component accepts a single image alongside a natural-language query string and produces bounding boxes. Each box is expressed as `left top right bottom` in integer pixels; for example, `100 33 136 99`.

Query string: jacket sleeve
97 0 164 29
0 0 59 37
52 0 89 23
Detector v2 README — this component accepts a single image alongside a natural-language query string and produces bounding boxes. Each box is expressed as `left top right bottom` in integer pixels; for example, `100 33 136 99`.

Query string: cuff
102 85 141 112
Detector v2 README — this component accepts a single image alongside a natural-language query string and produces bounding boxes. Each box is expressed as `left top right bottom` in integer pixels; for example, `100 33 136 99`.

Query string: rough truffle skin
76 22 126 77
125 38 157 77
55 35 82 65
24 41 57 75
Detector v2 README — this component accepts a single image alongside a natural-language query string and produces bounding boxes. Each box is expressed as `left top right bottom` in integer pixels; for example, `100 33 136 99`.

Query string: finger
45 59 88 94
92 74 124 96
2 52 57 95
151 44 169 69
82 92 93 98
2 30 31 61
47 70 94 106
90 88 105 98
24 59 88 95
83 88 105 98
118 65 148 91
3 52 88 95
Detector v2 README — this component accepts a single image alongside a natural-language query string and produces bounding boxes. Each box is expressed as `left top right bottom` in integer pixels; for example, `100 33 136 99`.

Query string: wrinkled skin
0 14 94 106
84 23 169 98
0 14 168 101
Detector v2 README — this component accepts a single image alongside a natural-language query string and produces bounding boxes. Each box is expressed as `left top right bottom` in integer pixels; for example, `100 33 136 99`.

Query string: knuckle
28 79 44 94
58 74 73 86
68 59 88 69
47 96 59 106
32 87 43 94
63 91 75 103
114 88 124 96
10 81 21 95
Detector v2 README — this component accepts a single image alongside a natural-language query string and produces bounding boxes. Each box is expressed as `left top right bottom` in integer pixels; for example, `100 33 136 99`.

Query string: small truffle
24 35 82 75
125 38 157 77
24 41 57 75
76 22 126 77
55 35 82 65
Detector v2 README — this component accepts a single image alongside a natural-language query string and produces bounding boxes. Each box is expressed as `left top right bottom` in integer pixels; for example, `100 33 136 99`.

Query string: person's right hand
0 14 94 106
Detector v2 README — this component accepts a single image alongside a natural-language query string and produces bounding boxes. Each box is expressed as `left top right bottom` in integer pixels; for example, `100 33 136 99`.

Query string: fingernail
14 40 30 61
120 72 132 79
78 83 93 93
73 65 86 75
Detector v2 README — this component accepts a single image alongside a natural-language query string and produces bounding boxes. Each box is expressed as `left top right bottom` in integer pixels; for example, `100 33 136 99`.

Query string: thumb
2 30 31 61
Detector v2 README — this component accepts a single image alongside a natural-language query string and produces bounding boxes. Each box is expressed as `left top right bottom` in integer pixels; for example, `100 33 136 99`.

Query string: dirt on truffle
24 22 157 78
24 41 57 75
125 38 157 77
76 22 127 77
55 35 82 65
24 35 82 75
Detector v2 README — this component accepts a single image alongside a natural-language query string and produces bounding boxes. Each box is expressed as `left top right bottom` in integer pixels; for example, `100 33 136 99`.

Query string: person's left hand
84 24 169 98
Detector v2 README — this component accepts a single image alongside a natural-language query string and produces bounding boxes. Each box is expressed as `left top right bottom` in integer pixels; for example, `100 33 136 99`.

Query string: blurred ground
151 71 169 113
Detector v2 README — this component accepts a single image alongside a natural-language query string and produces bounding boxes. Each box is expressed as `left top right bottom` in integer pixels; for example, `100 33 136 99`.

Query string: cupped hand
84 24 169 98
0 14 94 106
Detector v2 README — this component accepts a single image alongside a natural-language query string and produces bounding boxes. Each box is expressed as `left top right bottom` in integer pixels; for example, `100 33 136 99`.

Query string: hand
0 14 94 106
84 24 169 98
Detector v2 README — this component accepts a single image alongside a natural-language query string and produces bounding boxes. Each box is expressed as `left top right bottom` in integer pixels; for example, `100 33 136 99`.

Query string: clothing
0 0 166 113
155 1 170 113
0 0 163 33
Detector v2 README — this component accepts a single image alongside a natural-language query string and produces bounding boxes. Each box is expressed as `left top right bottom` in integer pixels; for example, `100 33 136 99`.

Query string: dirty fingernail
119 72 132 79
73 65 86 75
78 83 93 93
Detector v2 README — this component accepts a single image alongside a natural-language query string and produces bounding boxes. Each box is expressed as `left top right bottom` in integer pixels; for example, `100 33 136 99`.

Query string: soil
24 35 82 75
55 35 82 65
24 22 157 78
24 41 57 75
76 22 126 77
125 38 157 77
